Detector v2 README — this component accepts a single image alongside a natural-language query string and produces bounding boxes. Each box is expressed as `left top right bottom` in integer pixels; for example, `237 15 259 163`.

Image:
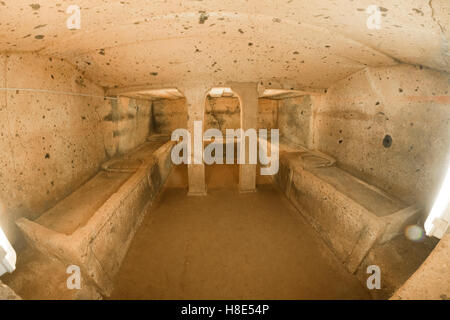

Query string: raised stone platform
15 136 174 296
273 141 420 273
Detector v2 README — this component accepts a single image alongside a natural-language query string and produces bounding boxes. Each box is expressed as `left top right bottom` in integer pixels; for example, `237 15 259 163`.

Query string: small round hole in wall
383 135 392 148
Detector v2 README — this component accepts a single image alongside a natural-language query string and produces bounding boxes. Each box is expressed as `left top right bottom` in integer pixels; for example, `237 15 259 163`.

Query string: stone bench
272 140 420 273
15 136 175 296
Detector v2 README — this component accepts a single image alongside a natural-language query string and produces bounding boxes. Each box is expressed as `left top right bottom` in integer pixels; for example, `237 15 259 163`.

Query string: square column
230 82 259 193
179 84 209 196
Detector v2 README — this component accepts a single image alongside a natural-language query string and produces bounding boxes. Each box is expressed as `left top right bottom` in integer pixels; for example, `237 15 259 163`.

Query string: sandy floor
110 164 371 299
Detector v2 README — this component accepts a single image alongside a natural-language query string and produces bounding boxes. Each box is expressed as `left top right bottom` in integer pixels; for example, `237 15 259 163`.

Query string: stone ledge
15 138 175 297
274 145 420 273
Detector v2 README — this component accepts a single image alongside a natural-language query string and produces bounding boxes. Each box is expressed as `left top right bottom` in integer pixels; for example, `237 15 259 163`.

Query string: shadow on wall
103 97 153 156
278 95 314 148
151 98 188 134
205 96 241 133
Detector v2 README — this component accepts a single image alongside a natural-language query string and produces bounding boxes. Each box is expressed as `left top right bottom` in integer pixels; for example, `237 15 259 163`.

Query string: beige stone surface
0 280 21 300
0 1 448 90
278 96 314 148
356 235 438 299
205 97 241 133
0 0 448 301
231 83 259 193
152 98 188 134
2 248 101 300
13 139 174 296
153 97 277 135
314 65 450 214
257 99 278 130
392 233 450 300
181 83 210 196
110 164 371 299
0 53 154 245
275 146 421 273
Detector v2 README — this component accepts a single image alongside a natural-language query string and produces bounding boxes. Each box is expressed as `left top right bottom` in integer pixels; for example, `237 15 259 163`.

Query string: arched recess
203 83 260 193
203 87 241 190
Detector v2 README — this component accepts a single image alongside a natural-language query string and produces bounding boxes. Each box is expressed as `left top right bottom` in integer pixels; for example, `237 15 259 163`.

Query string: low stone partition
273 141 420 273
15 136 175 296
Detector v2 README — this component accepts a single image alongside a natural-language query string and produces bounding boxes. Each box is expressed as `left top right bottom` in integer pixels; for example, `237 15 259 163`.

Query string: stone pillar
179 84 208 196
230 82 259 193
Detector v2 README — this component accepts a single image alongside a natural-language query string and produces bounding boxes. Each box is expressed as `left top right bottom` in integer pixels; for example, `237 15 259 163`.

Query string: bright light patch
0 204 17 277
209 87 225 97
0 226 16 276
208 87 233 98
424 162 450 238
404 225 425 242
